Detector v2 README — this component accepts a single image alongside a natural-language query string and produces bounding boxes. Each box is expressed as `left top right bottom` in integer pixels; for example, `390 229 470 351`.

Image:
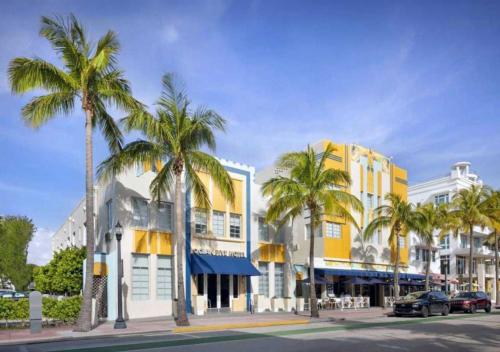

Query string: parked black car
394 291 450 318
450 291 491 313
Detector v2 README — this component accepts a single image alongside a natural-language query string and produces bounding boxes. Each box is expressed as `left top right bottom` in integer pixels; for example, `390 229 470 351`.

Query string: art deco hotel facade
52 139 497 321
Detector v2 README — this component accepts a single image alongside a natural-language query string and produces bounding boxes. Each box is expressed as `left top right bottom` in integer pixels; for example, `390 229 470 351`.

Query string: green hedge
0 296 81 324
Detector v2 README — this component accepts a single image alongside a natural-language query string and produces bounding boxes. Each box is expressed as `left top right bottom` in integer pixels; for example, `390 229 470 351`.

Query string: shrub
0 296 82 325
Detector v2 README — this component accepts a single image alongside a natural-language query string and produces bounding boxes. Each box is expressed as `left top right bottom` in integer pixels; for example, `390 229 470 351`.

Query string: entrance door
207 274 217 308
220 274 230 308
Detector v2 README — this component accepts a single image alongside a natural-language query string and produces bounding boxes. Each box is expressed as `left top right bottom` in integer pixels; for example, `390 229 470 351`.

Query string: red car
450 291 491 313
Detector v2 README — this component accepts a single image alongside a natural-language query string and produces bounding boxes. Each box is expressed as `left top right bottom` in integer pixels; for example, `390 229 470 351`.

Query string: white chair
354 296 363 310
342 296 353 309
363 296 370 308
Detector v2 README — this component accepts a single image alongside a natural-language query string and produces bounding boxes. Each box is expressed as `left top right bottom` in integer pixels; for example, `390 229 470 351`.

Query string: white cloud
27 227 54 265
163 24 180 43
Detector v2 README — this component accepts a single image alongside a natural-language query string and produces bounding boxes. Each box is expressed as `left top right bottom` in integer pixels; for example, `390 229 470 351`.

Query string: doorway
207 274 217 308
220 274 230 308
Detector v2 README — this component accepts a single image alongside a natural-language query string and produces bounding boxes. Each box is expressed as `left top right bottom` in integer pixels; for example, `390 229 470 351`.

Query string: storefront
190 253 260 313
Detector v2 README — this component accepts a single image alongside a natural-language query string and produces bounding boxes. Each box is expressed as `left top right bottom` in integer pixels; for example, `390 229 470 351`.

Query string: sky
0 0 499 265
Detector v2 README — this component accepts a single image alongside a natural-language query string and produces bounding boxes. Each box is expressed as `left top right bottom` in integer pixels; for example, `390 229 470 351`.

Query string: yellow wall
323 223 351 259
93 262 108 276
377 171 382 197
258 243 285 263
230 179 243 214
134 230 172 255
390 236 409 265
134 230 148 253
391 164 408 201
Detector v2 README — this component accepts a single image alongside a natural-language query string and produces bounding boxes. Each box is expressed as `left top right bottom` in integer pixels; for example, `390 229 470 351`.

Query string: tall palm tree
415 203 449 291
97 73 234 326
8 15 140 332
262 143 363 318
446 185 492 292
364 193 420 300
481 189 500 303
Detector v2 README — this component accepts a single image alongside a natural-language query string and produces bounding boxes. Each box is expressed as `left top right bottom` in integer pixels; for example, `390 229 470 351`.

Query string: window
305 224 322 239
157 256 172 300
195 209 208 234
422 249 430 262
325 222 341 239
158 202 173 230
457 256 466 275
432 250 436 262
460 235 468 249
440 234 450 250
275 223 285 243
212 211 225 237
258 217 269 242
399 236 405 248
416 248 420 260
136 162 144 176
132 255 149 300
274 263 284 298
132 197 148 227
106 200 113 231
474 237 481 249
233 275 239 298
367 194 374 211
230 214 241 238
258 262 269 297
434 193 449 205
472 258 477 274
197 274 204 295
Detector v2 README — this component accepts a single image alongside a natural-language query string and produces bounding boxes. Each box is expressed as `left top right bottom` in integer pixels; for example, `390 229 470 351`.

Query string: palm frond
150 159 175 202
21 92 76 128
189 151 234 204
8 57 76 93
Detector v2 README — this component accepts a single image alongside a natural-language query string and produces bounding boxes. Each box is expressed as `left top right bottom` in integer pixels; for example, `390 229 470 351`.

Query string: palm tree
446 185 492 292
97 73 234 326
364 193 420 300
8 15 140 332
415 203 449 291
262 143 363 318
481 189 500 303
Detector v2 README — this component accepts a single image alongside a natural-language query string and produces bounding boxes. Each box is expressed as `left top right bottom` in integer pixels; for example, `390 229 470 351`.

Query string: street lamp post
443 258 449 295
114 222 127 329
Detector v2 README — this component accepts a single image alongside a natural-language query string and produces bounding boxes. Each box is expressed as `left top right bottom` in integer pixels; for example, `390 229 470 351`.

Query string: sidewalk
0 307 387 346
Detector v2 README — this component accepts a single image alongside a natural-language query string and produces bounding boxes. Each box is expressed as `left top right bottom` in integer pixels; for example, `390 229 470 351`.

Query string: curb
172 319 310 333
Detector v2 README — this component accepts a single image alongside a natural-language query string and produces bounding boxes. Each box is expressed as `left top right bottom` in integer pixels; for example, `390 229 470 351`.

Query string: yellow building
255 139 422 307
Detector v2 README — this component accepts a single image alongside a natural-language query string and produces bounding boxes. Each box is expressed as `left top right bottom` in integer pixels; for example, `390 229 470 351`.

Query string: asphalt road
2 312 499 352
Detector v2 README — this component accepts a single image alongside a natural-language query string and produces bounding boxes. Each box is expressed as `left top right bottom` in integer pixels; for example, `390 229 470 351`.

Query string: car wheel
470 305 476 314
421 306 429 318
485 304 491 313
442 305 449 316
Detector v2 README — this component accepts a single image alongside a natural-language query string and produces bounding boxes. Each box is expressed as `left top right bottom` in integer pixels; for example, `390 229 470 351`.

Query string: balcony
453 246 494 258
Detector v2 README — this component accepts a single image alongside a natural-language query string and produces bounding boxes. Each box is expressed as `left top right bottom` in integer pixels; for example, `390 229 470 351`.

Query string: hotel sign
192 248 245 257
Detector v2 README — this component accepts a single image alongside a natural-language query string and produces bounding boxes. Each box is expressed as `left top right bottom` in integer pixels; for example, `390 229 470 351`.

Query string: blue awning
190 254 261 276
316 268 425 280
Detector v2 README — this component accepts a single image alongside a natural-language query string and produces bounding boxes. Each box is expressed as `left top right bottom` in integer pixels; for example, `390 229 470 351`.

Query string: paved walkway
0 308 387 345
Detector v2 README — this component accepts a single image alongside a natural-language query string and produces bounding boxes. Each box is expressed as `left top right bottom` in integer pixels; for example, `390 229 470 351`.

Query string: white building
408 162 497 300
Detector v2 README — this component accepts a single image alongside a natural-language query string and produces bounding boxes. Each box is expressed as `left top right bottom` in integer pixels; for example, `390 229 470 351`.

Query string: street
1 312 499 352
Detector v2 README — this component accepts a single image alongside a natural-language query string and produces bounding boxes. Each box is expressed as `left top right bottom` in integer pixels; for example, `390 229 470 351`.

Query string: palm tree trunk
175 172 189 326
394 232 400 300
424 242 431 291
75 107 95 332
469 224 474 292
494 230 499 304
309 213 319 318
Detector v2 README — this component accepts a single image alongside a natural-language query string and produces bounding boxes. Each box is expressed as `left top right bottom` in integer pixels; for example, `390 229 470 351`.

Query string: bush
0 296 82 325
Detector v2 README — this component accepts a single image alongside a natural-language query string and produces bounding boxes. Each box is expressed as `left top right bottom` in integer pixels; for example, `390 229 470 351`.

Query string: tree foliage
33 246 86 295
0 216 35 290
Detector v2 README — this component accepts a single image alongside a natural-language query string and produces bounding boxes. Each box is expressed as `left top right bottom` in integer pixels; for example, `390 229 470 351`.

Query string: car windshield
456 292 474 298
403 292 428 300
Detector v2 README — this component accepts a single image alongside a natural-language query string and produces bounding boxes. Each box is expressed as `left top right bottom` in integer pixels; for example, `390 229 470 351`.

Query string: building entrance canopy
316 268 426 280
190 254 261 276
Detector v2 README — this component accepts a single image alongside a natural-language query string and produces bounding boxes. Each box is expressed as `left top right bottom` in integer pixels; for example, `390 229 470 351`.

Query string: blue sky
1 0 499 264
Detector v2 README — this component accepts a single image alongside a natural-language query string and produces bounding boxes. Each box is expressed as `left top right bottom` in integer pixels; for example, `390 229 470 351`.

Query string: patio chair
354 296 363 310
342 296 354 309
362 296 370 308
